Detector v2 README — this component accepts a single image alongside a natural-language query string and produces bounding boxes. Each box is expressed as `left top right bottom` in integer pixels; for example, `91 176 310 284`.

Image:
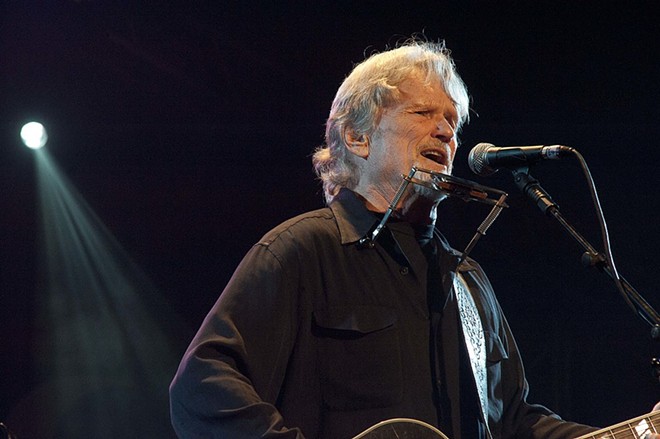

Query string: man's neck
355 187 439 226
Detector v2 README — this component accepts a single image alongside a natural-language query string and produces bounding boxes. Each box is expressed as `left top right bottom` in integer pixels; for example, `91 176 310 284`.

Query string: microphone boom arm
510 164 660 329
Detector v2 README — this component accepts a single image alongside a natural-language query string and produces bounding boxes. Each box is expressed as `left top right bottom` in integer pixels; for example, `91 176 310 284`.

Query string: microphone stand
510 165 660 383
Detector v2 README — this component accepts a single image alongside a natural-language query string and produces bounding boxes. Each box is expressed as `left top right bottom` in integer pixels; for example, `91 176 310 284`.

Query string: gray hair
312 40 470 204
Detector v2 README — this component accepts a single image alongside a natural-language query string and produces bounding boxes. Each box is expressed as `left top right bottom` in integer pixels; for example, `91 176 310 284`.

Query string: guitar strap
452 272 493 439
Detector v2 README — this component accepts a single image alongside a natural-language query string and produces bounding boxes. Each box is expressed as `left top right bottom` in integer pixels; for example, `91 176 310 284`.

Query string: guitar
575 411 660 439
352 411 660 439
352 418 448 439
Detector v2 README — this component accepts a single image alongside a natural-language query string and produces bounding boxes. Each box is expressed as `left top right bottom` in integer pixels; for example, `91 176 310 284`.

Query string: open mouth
421 150 446 166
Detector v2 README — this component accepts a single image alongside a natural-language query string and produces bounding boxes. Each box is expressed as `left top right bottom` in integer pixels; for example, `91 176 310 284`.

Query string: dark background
1 1 659 436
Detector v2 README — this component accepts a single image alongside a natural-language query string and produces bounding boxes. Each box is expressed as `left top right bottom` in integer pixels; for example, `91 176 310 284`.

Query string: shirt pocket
485 330 509 365
312 305 402 410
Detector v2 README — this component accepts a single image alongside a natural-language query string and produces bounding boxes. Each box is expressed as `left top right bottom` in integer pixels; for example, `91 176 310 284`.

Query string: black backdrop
1 1 659 436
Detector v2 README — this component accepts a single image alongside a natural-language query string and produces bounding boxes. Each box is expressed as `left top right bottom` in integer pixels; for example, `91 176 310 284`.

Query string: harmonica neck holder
358 167 508 264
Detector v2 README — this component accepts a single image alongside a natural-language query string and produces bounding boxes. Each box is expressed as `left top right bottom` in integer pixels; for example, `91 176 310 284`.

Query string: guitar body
352 418 449 439
352 411 660 439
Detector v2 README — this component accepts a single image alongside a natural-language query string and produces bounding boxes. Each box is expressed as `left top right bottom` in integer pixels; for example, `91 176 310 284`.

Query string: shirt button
399 266 409 275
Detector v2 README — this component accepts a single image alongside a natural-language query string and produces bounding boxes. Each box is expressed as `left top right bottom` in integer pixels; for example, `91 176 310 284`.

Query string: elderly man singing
170 40 660 439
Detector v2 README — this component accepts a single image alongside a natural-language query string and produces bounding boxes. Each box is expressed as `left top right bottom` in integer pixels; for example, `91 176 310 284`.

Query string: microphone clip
509 167 560 215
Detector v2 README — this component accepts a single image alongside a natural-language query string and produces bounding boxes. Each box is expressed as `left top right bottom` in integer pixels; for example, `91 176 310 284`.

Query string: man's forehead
396 75 455 107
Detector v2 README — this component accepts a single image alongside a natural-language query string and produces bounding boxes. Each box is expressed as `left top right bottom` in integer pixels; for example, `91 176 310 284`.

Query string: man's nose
432 118 455 142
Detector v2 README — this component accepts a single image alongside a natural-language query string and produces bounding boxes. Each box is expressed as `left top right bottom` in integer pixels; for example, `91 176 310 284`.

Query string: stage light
20 122 48 149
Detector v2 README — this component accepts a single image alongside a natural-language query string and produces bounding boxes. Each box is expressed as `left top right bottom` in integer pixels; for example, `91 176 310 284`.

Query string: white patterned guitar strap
452 272 494 439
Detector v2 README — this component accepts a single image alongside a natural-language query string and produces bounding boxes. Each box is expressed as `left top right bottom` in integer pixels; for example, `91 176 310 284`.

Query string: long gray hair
312 40 470 204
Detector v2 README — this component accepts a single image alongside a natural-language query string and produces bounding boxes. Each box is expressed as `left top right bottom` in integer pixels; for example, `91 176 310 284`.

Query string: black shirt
170 188 596 439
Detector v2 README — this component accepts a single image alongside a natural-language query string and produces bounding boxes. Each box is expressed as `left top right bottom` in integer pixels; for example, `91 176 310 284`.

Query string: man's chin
411 182 448 204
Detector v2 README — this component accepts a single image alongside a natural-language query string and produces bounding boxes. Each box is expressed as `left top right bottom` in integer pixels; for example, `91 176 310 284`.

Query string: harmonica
405 167 508 206
359 167 508 248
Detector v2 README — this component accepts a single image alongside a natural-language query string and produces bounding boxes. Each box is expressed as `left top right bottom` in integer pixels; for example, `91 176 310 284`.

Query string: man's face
358 72 460 204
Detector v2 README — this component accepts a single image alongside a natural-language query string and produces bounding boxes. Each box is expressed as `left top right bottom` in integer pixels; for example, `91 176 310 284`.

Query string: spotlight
20 122 48 149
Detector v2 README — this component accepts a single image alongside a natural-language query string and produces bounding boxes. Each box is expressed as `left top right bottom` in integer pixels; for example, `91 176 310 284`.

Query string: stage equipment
469 142 660 382
20 121 48 149
358 166 508 265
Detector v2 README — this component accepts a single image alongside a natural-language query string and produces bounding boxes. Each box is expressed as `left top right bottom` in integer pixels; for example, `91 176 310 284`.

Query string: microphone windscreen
468 143 496 176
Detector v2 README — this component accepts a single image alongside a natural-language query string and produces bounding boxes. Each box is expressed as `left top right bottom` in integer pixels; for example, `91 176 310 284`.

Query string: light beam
7 148 188 438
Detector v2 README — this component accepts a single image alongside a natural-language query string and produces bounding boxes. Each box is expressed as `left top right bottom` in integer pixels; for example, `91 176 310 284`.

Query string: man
170 41 658 438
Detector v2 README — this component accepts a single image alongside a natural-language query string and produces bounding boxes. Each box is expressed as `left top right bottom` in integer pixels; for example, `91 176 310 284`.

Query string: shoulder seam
258 209 333 246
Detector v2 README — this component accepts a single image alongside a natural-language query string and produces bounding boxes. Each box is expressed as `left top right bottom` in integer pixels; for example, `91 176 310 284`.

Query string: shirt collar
328 188 437 247
329 188 380 245
328 188 478 272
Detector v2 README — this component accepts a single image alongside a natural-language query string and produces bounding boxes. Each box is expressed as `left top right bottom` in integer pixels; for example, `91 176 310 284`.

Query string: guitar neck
576 411 660 438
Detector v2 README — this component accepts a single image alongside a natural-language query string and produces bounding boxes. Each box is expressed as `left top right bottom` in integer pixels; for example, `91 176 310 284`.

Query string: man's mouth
421 150 447 166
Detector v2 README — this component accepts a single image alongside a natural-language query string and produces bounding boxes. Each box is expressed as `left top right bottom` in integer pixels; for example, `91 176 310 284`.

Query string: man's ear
344 128 370 159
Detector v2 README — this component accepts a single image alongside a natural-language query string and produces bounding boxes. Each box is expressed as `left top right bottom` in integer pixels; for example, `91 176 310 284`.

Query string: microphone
468 142 574 176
